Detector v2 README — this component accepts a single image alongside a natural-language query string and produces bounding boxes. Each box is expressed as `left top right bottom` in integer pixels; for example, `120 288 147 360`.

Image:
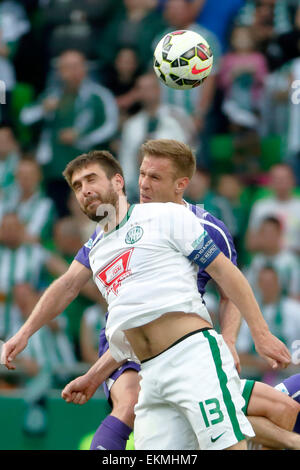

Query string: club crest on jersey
97 248 134 295
125 225 143 244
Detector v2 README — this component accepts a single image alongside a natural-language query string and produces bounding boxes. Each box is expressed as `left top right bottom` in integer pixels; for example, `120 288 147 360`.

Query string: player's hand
1 332 28 370
42 97 59 113
59 128 78 146
254 331 291 370
61 373 100 405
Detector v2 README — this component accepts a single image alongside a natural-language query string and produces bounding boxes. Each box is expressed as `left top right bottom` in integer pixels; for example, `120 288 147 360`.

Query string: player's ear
175 176 190 194
112 173 125 192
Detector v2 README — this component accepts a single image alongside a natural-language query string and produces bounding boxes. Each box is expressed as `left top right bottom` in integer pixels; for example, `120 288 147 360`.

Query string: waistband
141 327 213 364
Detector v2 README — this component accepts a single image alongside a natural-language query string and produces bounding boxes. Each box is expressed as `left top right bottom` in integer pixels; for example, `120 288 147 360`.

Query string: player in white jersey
1 145 293 450
64 151 291 450
61 140 300 450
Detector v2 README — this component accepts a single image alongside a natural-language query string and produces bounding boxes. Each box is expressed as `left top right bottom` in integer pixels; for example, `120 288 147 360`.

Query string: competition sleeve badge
97 248 134 295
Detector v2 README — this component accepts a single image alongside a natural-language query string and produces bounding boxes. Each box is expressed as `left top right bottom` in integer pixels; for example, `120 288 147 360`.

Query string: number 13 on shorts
199 398 224 427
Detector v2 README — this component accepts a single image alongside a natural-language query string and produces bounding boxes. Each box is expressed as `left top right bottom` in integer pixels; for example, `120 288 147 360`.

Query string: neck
145 102 159 115
101 194 129 233
263 246 280 256
20 190 35 201
276 192 291 202
263 295 280 305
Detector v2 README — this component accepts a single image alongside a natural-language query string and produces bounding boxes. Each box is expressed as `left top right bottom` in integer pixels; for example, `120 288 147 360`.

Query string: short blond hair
140 139 196 179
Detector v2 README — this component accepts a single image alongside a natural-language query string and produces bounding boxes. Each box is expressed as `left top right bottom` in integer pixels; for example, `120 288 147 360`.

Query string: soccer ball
153 30 213 90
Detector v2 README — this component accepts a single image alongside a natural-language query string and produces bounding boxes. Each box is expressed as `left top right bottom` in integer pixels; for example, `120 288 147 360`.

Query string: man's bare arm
217 285 242 373
206 253 291 369
1 260 92 369
61 350 125 405
46 255 107 306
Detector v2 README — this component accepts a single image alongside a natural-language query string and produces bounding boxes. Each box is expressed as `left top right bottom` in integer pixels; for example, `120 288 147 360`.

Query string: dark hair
260 216 282 231
62 150 126 194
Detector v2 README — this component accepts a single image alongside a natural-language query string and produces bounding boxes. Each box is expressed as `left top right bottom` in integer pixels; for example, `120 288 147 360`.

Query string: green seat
260 135 282 171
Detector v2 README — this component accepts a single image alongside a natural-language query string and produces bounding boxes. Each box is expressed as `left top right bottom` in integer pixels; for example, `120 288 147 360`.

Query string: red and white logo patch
96 248 134 295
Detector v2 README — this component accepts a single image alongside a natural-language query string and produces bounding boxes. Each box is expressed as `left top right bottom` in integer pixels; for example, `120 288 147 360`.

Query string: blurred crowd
1 0 300 416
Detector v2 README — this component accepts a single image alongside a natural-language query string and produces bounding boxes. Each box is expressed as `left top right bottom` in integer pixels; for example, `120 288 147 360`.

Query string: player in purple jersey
65 139 300 450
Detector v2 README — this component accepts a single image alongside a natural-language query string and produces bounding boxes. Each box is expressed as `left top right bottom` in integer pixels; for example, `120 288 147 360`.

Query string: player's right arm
1 260 92 370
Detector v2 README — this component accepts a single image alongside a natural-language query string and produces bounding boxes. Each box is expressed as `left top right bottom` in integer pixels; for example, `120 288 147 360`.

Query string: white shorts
134 328 255 450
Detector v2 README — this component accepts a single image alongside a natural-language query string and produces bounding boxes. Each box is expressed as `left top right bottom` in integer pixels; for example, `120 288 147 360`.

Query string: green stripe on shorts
241 379 255 415
203 330 245 442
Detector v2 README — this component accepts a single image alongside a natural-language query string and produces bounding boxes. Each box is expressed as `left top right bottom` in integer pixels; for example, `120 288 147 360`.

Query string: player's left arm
204 217 242 371
217 286 241 374
169 204 290 369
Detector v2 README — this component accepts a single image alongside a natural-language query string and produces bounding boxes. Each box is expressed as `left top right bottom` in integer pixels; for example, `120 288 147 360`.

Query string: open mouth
140 194 152 202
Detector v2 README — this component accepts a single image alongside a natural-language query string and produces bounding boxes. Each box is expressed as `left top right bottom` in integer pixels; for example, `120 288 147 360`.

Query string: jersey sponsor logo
96 248 134 295
192 230 207 249
84 238 94 249
125 225 144 244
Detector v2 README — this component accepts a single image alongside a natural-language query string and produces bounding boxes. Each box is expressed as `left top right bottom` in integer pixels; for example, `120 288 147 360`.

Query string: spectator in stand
194 0 245 51
20 50 119 217
118 72 195 202
236 0 294 57
97 0 166 73
244 216 300 301
237 265 300 383
101 47 142 124
266 4 300 70
39 0 120 65
219 25 269 131
13 282 79 435
0 1 31 122
216 173 250 258
246 163 300 255
184 167 237 238
0 124 20 205
0 157 57 245
0 213 68 343
80 304 106 365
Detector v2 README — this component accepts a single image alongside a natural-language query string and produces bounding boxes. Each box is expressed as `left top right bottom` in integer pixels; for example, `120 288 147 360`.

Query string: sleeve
74 230 99 270
75 244 91 270
202 212 238 266
166 203 221 270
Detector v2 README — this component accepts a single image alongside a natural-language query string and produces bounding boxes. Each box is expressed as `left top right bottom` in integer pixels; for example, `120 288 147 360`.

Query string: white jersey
88 202 221 362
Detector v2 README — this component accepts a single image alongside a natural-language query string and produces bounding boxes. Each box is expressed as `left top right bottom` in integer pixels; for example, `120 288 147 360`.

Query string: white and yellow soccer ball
153 29 213 90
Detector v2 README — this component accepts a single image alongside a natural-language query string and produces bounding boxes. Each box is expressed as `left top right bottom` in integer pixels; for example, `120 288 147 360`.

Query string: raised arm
206 253 291 369
217 285 242 373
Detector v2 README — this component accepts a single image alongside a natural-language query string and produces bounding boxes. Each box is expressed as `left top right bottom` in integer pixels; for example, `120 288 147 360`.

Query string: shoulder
189 203 232 238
